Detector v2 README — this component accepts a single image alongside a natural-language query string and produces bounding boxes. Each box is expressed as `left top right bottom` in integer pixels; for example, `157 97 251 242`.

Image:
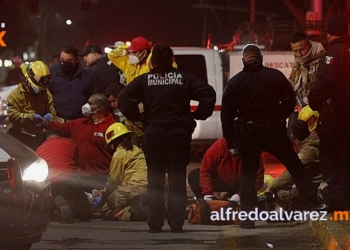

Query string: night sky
1 0 297 62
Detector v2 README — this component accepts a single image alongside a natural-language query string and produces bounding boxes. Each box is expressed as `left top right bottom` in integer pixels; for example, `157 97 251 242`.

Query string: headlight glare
22 157 49 182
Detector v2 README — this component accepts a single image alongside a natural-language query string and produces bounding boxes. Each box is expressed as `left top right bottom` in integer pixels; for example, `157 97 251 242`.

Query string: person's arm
199 140 223 196
107 45 129 74
118 76 144 122
188 74 216 120
7 90 35 126
277 72 297 120
47 120 72 138
308 53 334 112
221 80 239 144
108 156 124 187
268 170 293 193
255 156 265 192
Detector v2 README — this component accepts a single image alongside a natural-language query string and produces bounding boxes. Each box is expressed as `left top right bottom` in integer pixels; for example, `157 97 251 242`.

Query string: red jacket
36 137 78 184
200 138 265 196
48 114 114 175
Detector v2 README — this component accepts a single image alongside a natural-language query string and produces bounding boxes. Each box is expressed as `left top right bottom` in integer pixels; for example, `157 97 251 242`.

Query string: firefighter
7 61 56 150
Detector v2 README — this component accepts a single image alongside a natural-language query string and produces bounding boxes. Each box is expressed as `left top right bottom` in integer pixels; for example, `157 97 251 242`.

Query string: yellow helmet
22 61 51 90
298 105 319 132
105 122 131 146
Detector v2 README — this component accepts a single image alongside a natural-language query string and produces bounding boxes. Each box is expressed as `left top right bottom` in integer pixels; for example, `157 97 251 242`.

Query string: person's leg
187 168 203 199
144 132 166 232
167 132 191 232
264 130 316 206
236 124 263 228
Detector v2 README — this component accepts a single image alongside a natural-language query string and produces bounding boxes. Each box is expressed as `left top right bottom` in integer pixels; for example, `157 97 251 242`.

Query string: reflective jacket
107 49 149 84
289 41 325 107
7 83 56 136
106 145 148 189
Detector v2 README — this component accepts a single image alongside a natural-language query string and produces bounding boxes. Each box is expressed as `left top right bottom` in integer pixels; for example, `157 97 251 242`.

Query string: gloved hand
91 197 101 208
229 194 240 203
203 195 214 201
33 114 45 126
114 44 129 56
43 113 53 121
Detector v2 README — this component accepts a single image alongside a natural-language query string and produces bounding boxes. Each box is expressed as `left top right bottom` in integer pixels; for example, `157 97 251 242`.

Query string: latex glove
91 197 101 208
203 195 214 200
33 114 45 126
43 113 53 121
229 194 240 203
114 44 129 56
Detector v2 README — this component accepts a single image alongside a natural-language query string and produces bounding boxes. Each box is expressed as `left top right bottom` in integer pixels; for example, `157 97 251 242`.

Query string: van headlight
22 157 49 182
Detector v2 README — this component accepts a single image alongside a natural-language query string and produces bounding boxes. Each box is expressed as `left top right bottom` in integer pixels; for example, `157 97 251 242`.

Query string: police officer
118 44 216 233
309 13 350 211
221 44 317 228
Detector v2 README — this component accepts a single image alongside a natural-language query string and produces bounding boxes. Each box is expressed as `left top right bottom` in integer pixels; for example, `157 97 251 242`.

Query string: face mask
114 109 125 123
30 84 40 94
295 47 312 65
81 103 98 117
60 60 75 74
128 54 140 64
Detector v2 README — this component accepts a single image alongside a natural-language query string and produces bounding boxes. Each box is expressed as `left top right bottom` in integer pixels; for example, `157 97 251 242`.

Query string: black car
0 132 50 250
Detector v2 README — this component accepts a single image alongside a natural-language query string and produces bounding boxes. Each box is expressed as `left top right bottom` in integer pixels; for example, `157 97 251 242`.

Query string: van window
174 55 208 84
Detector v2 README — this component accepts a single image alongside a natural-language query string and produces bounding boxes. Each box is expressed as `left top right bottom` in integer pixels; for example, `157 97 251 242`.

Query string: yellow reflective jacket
106 145 148 189
7 83 56 136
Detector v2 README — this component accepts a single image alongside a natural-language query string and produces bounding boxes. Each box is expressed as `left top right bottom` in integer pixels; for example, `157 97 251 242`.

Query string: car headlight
22 157 49 182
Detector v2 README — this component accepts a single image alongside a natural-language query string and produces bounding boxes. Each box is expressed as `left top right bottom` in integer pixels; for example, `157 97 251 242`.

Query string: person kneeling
97 123 148 221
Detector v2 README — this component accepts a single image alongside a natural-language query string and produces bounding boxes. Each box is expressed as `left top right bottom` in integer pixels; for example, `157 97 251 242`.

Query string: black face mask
60 61 75 74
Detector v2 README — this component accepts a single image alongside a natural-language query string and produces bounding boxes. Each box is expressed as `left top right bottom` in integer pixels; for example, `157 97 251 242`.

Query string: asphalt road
31 219 323 249
31 155 323 250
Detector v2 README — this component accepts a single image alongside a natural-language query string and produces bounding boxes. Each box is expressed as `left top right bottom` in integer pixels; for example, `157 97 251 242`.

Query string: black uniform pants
317 110 350 208
144 124 191 231
187 168 239 199
238 123 316 213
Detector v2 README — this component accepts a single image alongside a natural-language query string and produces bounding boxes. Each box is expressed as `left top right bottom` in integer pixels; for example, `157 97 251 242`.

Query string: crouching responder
96 123 148 221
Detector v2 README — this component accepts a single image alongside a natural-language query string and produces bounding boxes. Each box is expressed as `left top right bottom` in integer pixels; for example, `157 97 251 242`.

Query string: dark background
0 0 296 63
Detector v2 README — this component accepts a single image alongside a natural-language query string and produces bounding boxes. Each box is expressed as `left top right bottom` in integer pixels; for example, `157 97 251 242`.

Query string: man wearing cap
108 36 152 84
82 44 120 94
309 13 350 211
49 44 92 122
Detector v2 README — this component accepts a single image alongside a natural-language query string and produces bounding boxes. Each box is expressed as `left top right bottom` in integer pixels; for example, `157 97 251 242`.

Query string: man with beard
49 44 93 122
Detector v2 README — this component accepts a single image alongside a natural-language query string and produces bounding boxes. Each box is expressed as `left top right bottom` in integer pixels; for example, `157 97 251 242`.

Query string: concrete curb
310 217 350 250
